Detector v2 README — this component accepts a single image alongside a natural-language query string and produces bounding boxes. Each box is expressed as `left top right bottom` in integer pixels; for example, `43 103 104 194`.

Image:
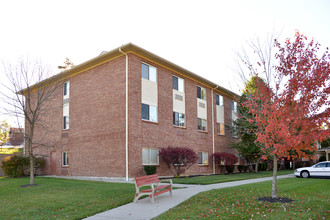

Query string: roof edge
22 43 240 99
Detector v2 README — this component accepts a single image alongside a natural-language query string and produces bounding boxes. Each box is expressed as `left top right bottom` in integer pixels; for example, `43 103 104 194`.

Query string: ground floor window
198 118 207 131
217 123 225 135
173 112 185 127
142 148 159 165
62 152 69 166
198 152 208 165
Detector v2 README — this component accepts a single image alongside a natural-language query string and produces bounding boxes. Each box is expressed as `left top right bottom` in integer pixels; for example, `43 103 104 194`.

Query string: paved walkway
52 174 293 220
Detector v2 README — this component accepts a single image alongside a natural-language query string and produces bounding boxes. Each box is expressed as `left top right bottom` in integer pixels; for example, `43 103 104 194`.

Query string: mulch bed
258 197 294 203
21 184 39 188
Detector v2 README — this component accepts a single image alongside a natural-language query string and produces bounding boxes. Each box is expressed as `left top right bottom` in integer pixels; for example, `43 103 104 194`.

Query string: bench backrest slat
134 174 160 187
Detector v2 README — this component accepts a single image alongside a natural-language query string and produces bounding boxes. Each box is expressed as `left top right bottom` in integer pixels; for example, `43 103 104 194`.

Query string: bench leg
133 195 139 203
150 195 154 204
170 188 172 196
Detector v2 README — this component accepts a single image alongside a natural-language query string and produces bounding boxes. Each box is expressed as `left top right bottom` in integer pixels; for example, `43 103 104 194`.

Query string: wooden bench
133 174 173 204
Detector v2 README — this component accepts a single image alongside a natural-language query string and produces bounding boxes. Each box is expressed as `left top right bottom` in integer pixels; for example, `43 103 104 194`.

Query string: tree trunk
292 159 295 170
272 155 278 198
30 154 34 185
255 157 260 173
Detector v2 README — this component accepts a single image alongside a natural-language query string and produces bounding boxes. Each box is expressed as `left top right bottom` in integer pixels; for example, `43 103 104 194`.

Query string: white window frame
63 81 70 99
198 152 208 165
232 101 237 113
173 111 185 127
142 103 158 123
62 152 69 167
216 94 223 106
217 123 225 135
198 118 207 131
63 103 69 130
141 62 157 83
197 86 206 100
142 148 159 165
173 75 184 92
232 100 238 138
216 94 225 135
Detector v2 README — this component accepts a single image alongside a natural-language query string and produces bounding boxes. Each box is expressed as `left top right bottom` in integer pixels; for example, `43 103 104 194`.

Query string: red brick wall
31 53 237 178
32 57 126 177
128 54 237 177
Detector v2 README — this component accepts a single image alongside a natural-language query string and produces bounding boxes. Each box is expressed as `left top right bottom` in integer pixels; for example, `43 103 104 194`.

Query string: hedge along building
29 43 240 180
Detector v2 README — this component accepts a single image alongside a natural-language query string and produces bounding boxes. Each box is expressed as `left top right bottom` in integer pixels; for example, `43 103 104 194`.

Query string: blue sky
0 0 329 126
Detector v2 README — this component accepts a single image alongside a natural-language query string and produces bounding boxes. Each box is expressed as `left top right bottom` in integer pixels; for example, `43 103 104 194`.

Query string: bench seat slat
153 188 171 197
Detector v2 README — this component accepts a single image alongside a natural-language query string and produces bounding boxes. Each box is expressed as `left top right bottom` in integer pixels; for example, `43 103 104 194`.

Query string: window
198 152 208 165
197 86 206 100
173 112 185 127
232 101 237 112
63 103 69 130
62 152 69 166
216 94 223 106
217 123 225 135
141 63 157 83
232 100 238 137
63 81 70 130
198 118 207 131
315 163 327 168
63 81 70 99
142 148 159 165
216 94 225 135
173 76 184 92
142 104 158 122
232 122 237 138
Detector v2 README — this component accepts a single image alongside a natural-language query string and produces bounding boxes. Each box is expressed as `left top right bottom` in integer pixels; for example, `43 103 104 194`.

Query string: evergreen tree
232 76 264 172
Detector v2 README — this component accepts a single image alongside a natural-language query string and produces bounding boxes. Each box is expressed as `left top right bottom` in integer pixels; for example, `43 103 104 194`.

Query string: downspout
119 48 129 181
211 86 219 174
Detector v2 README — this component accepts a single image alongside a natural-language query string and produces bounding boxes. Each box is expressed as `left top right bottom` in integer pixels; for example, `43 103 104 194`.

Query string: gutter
211 86 219 174
119 48 129 181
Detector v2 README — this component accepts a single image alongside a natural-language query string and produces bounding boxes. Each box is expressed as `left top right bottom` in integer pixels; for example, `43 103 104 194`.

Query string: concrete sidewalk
83 174 294 220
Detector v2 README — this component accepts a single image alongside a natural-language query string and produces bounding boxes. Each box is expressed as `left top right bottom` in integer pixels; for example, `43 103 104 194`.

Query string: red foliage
212 152 238 165
244 32 330 160
159 146 198 177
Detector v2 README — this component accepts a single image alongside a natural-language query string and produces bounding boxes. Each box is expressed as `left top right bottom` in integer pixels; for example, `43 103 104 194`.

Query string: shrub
212 152 238 174
212 152 238 166
1 155 45 177
1 155 29 177
144 166 156 175
226 165 235 174
159 146 198 177
34 157 45 169
238 165 248 173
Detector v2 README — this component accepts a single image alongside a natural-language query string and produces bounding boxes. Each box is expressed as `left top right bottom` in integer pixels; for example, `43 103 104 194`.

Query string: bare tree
233 31 283 93
0 58 63 185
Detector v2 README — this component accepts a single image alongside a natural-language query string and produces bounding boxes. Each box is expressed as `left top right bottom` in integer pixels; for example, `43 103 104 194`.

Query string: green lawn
172 170 293 185
0 177 135 219
155 177 330 219
0 148 23 154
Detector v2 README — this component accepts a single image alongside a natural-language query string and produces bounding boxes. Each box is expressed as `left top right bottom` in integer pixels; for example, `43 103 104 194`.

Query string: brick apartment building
31 43 239 180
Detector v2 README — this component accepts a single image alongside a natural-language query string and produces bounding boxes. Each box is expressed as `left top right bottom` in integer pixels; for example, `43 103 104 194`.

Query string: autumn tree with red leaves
244 32 330 198
159 146 198 177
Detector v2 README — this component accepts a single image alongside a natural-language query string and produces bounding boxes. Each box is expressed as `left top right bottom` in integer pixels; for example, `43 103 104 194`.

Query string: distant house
318 147 330 161
29 43 239 180
0 128 24 154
